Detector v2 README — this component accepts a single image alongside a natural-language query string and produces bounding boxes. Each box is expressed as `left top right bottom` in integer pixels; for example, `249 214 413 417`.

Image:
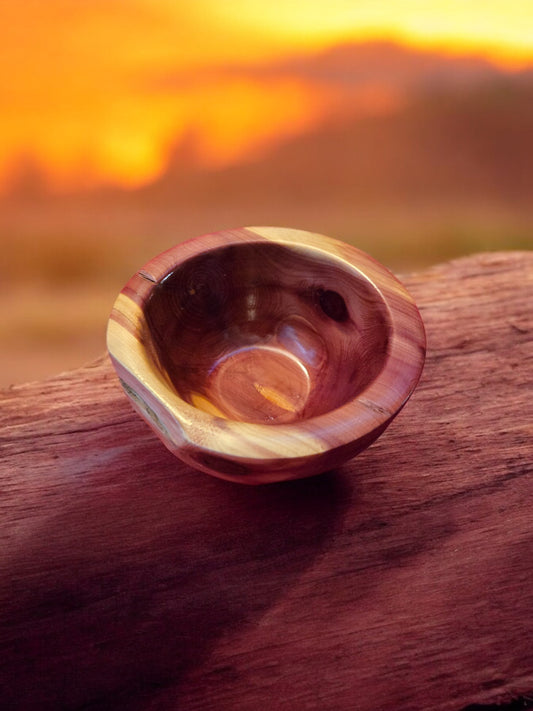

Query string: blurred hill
1 40 532 384
152 39 501 91
145 79 533 206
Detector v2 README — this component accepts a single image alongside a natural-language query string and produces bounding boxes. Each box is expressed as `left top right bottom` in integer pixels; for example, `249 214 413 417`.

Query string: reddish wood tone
144 241 391 423
107 228 425 482
0 251 532 710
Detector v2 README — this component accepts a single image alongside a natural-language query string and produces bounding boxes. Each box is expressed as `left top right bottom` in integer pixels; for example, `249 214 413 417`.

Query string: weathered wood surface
0 251 532 711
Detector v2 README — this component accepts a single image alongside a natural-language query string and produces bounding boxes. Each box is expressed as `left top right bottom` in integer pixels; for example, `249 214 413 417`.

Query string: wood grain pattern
0 251 532 710
107 227 425 482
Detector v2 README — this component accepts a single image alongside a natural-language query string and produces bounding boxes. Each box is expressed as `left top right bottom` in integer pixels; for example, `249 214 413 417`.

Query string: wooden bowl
107 227 426 484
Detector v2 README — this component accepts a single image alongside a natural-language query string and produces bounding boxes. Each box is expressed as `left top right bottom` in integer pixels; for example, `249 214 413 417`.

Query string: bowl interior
143 242 390 425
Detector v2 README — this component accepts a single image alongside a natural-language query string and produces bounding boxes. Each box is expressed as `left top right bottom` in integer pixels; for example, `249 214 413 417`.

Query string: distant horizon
1 1 532 195
2 36 532 199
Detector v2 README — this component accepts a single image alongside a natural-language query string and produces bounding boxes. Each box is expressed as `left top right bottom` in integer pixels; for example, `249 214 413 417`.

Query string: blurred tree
4 153 49 200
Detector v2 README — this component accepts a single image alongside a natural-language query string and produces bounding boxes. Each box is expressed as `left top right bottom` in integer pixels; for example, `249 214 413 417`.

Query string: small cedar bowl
107 227 425 484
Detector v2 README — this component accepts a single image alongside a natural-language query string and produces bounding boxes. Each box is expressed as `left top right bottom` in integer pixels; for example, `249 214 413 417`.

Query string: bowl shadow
0 432 352 710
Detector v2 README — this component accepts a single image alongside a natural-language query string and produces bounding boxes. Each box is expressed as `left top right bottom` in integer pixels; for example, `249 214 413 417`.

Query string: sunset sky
1 0 532 192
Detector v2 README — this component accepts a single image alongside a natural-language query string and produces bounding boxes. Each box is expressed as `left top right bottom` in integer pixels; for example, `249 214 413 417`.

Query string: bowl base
194 345 311 425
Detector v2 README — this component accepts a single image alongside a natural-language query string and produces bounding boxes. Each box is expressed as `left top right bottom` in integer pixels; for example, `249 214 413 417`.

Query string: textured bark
0 251 532 711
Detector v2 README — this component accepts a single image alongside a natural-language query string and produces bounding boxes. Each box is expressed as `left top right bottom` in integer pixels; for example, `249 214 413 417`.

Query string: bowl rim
107 226 426 462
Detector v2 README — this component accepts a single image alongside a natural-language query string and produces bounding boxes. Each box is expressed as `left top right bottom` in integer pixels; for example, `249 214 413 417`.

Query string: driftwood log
0 251 532 711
